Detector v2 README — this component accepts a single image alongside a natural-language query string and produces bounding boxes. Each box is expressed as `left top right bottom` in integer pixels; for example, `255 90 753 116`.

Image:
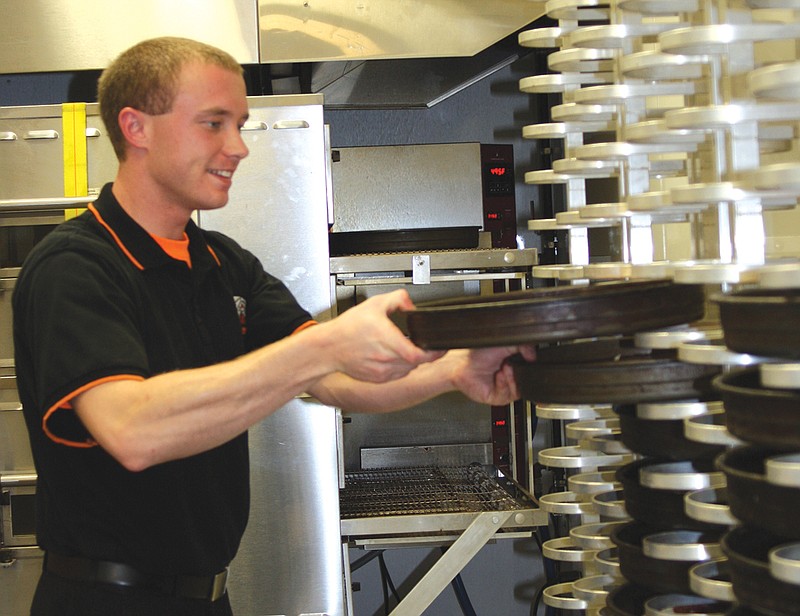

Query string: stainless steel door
199 94 333 319
231 399 343 616
198 94 343 616
0 106 65 200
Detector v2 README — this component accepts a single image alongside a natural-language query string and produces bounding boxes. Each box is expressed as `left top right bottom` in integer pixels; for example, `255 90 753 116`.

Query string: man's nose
227 129 249 160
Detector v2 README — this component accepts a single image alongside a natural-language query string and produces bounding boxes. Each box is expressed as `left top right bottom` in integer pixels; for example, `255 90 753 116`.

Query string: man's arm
308 345 536 413
73 290 441 471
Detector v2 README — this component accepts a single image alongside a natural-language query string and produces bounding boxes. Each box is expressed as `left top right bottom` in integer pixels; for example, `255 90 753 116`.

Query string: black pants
30 570 234 616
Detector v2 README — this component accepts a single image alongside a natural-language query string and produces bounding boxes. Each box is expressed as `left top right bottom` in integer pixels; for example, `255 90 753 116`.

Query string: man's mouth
210 169 233 179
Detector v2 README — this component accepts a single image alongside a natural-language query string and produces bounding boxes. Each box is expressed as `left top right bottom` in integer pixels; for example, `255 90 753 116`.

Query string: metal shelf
340 464 545 616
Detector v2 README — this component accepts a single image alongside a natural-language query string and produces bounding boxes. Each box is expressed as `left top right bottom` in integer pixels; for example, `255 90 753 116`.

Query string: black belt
44 552 228 602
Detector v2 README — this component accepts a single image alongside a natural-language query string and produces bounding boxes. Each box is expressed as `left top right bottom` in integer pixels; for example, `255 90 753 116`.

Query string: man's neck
111 169 191 240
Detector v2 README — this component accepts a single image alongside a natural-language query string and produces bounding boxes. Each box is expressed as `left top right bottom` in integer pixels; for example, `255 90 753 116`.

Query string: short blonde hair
98 37 243 160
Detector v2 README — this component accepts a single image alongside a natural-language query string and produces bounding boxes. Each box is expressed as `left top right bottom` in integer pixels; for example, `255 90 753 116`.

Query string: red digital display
486 212 502 220
493 419 507 427
489 167 507 176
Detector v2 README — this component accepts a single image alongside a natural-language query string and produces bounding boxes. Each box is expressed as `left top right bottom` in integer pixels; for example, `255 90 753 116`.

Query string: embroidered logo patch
233 296 247 335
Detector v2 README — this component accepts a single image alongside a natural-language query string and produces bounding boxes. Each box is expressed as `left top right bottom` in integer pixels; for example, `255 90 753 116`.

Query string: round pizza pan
513 354 720 404
714 288 800 359
606 582 658 616
403 279 706 349
533 336 633 364
717 445 800 539
617 457 725 531
612 521 721 595
722 525 800 615
714 367 800 450
615 404 727 460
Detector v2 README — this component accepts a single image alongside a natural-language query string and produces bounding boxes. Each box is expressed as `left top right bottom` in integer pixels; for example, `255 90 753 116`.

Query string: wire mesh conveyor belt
340 463 532 519
341 465 544 616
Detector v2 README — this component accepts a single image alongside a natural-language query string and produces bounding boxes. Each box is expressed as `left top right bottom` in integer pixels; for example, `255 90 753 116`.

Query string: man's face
144 61 250 214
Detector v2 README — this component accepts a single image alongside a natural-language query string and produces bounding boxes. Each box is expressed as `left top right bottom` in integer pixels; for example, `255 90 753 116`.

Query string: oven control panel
481 144 517 249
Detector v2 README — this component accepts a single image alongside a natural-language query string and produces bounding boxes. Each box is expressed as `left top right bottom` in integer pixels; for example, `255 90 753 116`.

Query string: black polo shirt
12 183 312 576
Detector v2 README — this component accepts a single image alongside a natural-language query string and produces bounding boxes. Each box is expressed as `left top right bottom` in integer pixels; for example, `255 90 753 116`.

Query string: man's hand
448 345 537 406
310 289 444 384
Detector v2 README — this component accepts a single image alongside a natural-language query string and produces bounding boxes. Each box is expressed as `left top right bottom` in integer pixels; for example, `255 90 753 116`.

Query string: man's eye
206 121 222 129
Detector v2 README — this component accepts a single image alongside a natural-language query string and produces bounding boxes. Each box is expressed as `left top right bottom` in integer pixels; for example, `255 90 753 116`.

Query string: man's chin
201 190 231 210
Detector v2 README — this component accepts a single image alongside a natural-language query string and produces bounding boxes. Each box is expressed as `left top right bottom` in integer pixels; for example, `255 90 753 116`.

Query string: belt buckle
210 567 228 602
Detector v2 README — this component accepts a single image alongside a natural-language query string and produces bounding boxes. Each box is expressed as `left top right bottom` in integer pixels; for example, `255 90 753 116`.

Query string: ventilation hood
260 1 546 63
303 27 544 108
1 0 548 108
259 0 548 108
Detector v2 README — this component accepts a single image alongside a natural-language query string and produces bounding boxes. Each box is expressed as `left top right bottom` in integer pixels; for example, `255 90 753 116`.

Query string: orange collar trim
88 203 145 271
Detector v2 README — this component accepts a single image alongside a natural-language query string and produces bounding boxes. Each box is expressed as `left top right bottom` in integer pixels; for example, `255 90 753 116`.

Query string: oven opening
8 492 36 537
0 224 60 269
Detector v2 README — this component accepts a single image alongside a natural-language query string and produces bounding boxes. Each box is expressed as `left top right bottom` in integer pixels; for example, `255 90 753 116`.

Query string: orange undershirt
151 232 192 267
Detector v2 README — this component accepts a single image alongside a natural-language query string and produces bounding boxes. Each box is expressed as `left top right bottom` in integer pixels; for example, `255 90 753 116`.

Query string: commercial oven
329 143 545 615
329 142 537 479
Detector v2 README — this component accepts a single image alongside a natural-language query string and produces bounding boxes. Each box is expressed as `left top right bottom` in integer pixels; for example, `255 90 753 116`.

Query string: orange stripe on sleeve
292 320 318 335
43 374 145 448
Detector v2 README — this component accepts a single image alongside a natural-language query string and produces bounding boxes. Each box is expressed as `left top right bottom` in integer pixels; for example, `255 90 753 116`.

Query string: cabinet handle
0 132 17 141
85 128 102 138
0 197 93 212
241 121 268 132
24 130 59 140
272 120 310 130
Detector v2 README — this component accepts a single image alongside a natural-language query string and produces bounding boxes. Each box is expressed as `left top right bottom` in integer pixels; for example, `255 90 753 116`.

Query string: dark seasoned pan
717 445 800 539
617 457 725 531
534 336 630 364
714 368 800 450
615 404 727 460
513 355 720 404
605 582 658 616
403 279 706 349
606 583 731 616
612 521 722 595
722 525 800 615
714 288 800 359
328 226 480 257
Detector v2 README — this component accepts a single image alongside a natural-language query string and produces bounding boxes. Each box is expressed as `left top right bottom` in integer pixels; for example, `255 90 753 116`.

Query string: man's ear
118 107 149 151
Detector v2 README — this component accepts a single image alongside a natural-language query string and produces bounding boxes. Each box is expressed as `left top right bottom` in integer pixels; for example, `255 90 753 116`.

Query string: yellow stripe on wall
62 103 89 220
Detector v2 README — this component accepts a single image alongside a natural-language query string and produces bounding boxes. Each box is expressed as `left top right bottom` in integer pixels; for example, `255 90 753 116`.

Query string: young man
12 37 534 616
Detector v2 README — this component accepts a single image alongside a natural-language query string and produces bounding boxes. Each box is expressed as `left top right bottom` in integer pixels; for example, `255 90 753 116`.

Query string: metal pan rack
516 0 800 611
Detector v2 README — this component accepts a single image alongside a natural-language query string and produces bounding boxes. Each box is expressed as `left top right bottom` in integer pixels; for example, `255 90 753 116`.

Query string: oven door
1 472 37 549
0 202 76 270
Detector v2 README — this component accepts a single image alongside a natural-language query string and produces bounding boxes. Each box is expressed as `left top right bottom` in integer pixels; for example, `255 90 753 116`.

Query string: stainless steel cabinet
199 94 344 616
0 104 116 199
0 106 66 200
